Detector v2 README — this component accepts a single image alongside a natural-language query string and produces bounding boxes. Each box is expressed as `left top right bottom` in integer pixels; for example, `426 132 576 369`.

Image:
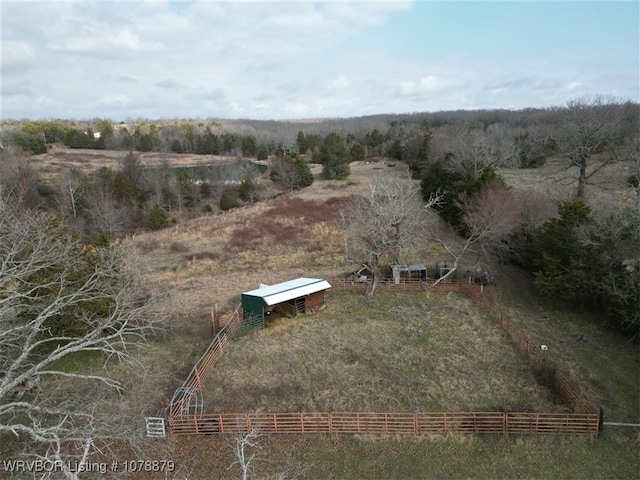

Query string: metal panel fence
169 306 245 417
168 411 598 436
167 279 599 437
327 278 470 293
477 294 593 415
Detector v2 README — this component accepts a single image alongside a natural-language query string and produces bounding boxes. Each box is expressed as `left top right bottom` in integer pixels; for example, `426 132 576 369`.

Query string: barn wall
273 302 296 317
305 291 326 313
241 295 265 319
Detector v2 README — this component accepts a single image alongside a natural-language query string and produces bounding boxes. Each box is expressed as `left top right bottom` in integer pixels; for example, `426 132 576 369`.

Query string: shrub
168 241 188 253
219 186 239 211
136 238 160 254
146 204 169 230
270 155 314 190
421 161 504 229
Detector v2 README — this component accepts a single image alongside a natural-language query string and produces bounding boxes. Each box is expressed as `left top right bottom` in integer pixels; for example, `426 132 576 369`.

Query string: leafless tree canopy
457 183 525 261
0 147 40 209
340 173 442 295
0 196 153 478
548 94 637 199
426 183 527 288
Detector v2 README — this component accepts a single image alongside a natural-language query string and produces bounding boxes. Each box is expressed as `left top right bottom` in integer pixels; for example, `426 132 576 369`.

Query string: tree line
1 95 638 338
412 96 638 337
0 94 638 474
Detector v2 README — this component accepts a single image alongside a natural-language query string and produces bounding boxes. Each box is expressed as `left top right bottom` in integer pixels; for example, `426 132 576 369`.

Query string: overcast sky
1 1 638 121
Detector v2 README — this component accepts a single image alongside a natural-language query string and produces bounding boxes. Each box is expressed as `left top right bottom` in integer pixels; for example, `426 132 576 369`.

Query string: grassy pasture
205 290 564 414
16 149 638 478
31 145 244 180
119 159 637 479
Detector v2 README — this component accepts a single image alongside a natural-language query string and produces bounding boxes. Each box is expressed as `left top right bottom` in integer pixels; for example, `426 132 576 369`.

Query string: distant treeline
1 98 638 337
2 104 635 167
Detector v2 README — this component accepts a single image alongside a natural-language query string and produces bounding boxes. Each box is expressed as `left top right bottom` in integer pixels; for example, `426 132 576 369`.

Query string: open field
8 149 638 478
206 290 565 414
30 145 247 180
498 155 637 213
123 159 447 322
114 156 637 478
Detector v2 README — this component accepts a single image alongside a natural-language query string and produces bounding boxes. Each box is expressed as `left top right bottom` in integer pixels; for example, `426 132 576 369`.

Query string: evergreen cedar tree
146 203 169 230
320 132 351 180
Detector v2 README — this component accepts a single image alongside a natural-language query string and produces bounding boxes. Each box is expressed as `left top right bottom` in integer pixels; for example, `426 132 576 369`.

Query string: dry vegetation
206 291 565 414
123 161 444 322
32 145 242 180
15 149 638 478
498 154 636 214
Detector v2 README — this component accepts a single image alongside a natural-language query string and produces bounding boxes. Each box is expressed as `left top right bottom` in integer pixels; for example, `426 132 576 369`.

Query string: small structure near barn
390 264 427 284
241 278 331 321
435 260 453 279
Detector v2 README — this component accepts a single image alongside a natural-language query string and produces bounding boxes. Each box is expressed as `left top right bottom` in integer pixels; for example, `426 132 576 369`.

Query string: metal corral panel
242 278 332 306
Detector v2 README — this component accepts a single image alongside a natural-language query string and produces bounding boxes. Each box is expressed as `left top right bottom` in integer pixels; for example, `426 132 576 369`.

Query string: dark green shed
241 277 331 321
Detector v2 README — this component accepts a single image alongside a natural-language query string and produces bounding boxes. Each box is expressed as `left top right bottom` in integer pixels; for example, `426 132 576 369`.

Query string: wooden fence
167 279 600 437
327 277 470 293
476 293 594 415
169 411 598 436
169 306 244 417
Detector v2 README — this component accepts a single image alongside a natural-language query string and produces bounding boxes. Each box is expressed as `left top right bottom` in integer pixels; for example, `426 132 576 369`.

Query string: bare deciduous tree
458 183 525 261
228 428 262 480
429 183 525 290
576 206 640 332
0 197 153 478
86 185 128 237
118 150 145 193
57 169 87 228
270 156 302 191
548 94 636 199
340 173 442 296
609 132 640 209
429 124 519 177
0 146 40 209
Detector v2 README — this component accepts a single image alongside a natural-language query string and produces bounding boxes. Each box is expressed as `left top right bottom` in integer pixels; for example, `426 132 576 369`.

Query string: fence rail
167 278 599 437
478 294 593 415
168 411 599 436
327 278 470 293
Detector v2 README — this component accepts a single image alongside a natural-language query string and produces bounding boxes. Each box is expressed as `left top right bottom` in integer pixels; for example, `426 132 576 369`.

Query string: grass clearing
104 159 637 478
490 266 640 444
205 290 564 414
131 429 637 480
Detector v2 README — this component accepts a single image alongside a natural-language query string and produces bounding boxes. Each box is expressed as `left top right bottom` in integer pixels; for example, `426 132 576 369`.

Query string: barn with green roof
241 277 331 321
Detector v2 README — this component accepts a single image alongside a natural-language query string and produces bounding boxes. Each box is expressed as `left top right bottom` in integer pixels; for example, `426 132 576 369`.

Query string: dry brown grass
123 162 451 327
23 150 639 479
32 145 245 180
499 155 637 214
204 290 566 414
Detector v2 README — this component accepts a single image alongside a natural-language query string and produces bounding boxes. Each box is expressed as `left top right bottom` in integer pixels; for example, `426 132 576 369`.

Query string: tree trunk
577 154 588 199
366 271 379 297
365 258 380 297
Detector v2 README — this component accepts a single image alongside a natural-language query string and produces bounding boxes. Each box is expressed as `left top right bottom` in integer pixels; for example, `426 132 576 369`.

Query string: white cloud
400 74 460 96
155 79 182 91
0 0 636 120
1 40 36 73
332 76 351 90
97 94 131 107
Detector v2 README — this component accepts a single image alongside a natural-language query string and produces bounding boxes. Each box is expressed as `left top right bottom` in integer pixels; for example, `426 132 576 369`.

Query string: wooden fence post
212 303 220 336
